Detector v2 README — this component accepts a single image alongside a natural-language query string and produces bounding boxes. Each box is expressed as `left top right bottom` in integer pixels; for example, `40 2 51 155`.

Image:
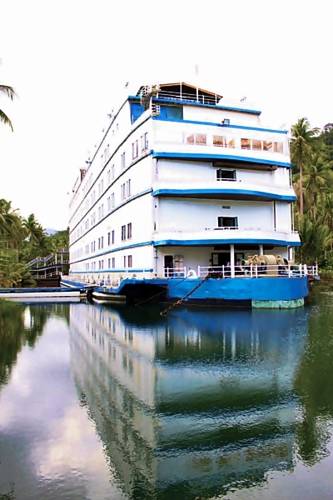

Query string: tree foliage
291 119 333 266
0 83 16 131
0 199 68 287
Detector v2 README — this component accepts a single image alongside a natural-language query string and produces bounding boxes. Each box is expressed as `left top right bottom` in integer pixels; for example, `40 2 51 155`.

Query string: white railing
164 267 187 278
163 264 319 279
156 90 219 105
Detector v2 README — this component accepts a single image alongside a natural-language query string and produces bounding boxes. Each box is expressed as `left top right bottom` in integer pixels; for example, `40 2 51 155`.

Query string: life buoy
187 269 197 279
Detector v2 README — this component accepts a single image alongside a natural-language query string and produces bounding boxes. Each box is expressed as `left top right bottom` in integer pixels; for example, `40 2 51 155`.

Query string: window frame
127 222 132 239
217 216 239 229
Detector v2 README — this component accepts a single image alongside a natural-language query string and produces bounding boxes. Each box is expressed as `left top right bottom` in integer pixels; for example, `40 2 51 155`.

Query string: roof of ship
136 82 223 100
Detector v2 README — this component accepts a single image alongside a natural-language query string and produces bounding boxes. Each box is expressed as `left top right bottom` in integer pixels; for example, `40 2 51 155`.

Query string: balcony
153 228 301 247
153 119 290 169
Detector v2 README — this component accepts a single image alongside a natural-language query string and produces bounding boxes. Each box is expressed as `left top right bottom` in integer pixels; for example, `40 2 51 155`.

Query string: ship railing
164 267 187 278
156 90 219 105
163 264 319 279
198 264 319 279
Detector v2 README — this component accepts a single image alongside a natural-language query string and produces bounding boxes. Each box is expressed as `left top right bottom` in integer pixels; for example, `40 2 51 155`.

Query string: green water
0 284 332 499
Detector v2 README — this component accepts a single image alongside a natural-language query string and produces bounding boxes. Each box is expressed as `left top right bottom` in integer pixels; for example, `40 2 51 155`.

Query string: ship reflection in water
69 304 308 499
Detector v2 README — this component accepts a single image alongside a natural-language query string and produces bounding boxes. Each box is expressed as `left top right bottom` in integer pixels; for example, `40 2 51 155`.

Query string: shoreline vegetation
0 203 68 287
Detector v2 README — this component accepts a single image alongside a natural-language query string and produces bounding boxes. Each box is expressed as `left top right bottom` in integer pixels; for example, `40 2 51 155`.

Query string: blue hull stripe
153 188 296 202
152 151 291 169
153 239 301 247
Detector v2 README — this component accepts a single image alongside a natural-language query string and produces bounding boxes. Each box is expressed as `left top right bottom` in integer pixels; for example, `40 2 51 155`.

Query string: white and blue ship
68 82 318 307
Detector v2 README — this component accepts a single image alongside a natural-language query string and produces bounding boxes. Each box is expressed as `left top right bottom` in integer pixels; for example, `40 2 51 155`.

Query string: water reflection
294 290 333 466
1 293 333 499
69 304 309 499
0 302 120 500
0 301 68 388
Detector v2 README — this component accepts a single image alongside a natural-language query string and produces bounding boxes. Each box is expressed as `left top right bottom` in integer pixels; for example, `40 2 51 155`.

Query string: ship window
213 135 227 147
143 132 148 150
127 223 132 239
111 230 115 244
252 139 262 150
195 134 207 145
126 179 131 197
132 140 138 160
123 256 127 268
217 216 238 229
108 258 111 268
107 232 111 246
128 255 133 268
185 134 195 145
216 169 236 181
121 183 126 201
273 141 283 153
228 138 235 148
263 140 273 151
121 225 126 241
121 152 126 170
141 132 149 151
112 257 115 268
241 138 251 149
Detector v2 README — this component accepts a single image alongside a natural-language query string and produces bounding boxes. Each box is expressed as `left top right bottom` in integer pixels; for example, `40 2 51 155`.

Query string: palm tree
290 118 318 216
302 152 333 219
23 214 45 246
0 199 24 247
0 83 16 130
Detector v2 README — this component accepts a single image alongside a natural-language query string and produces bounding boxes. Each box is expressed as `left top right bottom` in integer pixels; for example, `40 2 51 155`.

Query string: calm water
0 285 333 499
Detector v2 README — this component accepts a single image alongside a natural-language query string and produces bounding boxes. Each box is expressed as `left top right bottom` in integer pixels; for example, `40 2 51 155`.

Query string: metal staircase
27 250 69 279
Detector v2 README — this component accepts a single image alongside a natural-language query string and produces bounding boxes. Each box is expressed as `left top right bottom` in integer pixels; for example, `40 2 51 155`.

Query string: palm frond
0 109 13 131
0 85 16 100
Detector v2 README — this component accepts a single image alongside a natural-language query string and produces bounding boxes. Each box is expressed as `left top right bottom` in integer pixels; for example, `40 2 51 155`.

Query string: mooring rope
160 275 209 317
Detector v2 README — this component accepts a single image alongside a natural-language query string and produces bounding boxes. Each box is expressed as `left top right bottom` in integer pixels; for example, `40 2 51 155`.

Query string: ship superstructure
68 82 317 307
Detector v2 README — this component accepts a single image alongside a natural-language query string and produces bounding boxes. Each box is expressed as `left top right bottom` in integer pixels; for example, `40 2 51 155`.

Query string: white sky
0 0 332 229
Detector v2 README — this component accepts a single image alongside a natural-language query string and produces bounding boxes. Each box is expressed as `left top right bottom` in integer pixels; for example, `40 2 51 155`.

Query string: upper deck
69 82 292 234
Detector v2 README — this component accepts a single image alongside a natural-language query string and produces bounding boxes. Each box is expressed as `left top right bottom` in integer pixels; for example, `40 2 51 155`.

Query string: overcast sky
0 0 332 229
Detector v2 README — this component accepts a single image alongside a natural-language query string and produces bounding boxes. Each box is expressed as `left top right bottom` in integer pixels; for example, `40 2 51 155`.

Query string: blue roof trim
153 239 301 247
128 95 262 115
152 151 292 169
153 188 296 202
153 116 288 135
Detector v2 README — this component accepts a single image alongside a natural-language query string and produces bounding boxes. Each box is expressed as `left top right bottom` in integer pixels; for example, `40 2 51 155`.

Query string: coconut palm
0 84 16 130
302 152 333 219
23 214 45 246
291 118 318 216
0 199 24 247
